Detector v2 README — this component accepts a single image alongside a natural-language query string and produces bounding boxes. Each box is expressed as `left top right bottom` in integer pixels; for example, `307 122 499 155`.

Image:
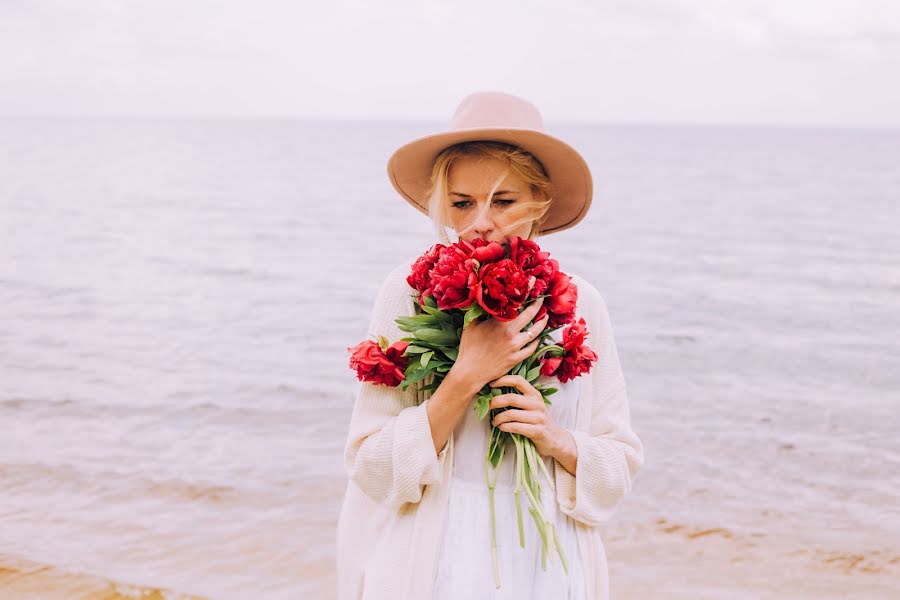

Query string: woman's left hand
488 374 564 459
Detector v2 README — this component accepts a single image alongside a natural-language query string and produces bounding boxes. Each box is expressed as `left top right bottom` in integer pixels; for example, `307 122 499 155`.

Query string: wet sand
609 518 900 599
0 554 209 600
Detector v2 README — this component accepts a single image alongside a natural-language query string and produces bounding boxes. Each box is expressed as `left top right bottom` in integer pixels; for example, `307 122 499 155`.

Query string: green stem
551 522 570 575
527 505 549 571
527 439 556 492
485 425 506 589
488 484 500 588
522 438 543 504
514 487 525 549
523 440 549 568
514 435 526 548
541 521 548 571
518 434 569 573
518 456 543 519
527 505 545 544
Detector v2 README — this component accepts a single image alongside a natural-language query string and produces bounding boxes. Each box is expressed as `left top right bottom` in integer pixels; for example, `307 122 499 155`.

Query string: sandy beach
0 554 209 600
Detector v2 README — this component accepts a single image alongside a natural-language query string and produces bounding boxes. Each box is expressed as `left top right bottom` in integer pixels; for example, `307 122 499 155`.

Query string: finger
491 408 542 427
496 421 542 438
488 393 530 410
517 312 549 345
513 296 544 330
516 335 541 358
489 375 542 402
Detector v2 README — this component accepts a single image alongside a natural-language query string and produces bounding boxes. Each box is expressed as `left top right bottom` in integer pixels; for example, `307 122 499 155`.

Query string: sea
1 118 898 599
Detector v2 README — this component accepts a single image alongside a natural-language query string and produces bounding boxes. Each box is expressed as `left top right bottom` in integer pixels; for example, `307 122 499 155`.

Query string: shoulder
365 261 419 337
567 270 617 342
380 260 416 296
567 271 608 314
370 260 417 312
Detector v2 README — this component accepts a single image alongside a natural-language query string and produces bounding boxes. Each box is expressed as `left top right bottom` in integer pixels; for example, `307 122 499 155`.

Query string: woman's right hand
450 296 549 394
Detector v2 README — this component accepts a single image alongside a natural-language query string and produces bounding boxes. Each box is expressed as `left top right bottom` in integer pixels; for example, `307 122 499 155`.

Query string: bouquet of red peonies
347 235 598 588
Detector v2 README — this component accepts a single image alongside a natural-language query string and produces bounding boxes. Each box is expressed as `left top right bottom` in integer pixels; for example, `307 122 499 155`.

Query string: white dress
432 344 589 600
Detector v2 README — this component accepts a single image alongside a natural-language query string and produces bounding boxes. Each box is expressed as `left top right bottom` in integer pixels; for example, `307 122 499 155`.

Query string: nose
472 205 495 239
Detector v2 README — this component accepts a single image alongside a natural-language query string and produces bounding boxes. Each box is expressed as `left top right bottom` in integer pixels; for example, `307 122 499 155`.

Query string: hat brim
386 127 593 235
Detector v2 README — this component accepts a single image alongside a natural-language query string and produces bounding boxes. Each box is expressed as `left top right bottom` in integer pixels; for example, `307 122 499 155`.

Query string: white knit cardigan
336 262 645 600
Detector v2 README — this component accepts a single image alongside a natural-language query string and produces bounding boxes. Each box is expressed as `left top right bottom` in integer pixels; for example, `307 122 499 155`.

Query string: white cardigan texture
336 261 645 600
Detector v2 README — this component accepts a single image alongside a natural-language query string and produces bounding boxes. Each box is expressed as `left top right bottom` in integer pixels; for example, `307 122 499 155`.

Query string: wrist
444 365 484 401
551 425 576 462
444 364 484 398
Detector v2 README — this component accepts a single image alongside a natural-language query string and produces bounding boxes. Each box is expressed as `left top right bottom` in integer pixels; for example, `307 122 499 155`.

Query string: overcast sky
1 0 898 126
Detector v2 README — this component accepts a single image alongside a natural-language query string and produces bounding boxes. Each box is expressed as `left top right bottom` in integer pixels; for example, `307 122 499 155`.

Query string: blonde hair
424 141 553 245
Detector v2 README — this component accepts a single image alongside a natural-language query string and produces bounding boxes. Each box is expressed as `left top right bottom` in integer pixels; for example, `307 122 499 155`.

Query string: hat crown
448 91 546 132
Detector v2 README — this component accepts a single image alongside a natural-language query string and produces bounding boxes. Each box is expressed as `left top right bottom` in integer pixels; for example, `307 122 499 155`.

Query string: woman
336 91 644 600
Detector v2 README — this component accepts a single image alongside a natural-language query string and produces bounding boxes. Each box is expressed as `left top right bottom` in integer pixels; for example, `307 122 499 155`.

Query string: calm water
1 118 898 599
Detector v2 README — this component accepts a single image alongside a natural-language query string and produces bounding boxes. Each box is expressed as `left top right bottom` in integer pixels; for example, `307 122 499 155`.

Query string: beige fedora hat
386 90 593 235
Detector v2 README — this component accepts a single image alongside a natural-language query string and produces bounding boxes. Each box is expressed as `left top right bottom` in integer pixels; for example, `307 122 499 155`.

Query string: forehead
447 155 525 192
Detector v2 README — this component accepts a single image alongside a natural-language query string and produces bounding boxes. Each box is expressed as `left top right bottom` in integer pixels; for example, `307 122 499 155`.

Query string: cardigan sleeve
343 263 450 511
552 275 645 527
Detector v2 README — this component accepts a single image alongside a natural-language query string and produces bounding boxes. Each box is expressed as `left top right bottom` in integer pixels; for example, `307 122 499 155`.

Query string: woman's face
446 155 535 245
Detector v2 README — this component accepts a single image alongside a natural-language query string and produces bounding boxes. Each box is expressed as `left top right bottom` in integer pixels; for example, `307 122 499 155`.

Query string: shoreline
0 553 208 600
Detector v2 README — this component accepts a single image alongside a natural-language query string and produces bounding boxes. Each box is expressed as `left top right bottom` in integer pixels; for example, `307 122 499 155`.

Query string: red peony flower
347 338 411 387
475 258 531 321
445 238 504 263
471 239 505 264
538 354 563 380
559 315 590 351
508 236 558 299
429 247 479 310
539 317 598 383
406 243 445 303
534 270 578 328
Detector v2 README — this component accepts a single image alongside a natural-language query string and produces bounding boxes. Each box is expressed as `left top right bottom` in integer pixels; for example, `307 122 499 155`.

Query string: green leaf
415 328 458 345
475 395 491 420
420 304 451 322
525 365 541 382
424 294 437 308
405 367 430 384
441 347 458 361
420 350 434 367
396 318 437 332
463 304 484 329
376 335 390 351
439 319 457 335
415 314 439 324
404 345 431 354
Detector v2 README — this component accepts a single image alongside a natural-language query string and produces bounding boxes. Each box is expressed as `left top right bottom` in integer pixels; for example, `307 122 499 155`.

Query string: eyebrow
449 190 519 198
